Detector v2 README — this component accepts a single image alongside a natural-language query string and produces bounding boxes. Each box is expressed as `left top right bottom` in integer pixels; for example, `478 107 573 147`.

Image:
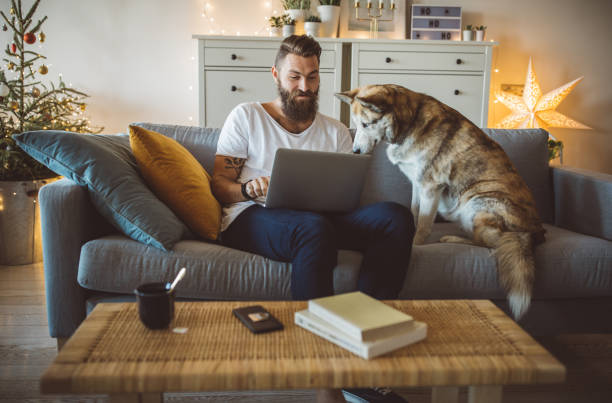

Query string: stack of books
295 291 427 359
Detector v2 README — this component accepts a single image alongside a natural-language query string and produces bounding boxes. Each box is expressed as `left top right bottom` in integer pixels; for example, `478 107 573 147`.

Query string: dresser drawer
205 71 275 127
358 73 485 126
204 71 337 128
358 51 485 72
205 48 336 69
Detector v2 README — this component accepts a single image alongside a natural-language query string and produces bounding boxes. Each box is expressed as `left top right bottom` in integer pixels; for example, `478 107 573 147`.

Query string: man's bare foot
316 388 346 403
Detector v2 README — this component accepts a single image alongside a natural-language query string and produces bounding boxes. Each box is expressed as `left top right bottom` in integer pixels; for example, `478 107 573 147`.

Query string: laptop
264 148 371 212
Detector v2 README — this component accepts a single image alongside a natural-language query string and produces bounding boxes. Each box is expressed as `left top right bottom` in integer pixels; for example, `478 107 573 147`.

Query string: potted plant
475 25 487 41
304 15 322 37
317 0 341 37
0 0 102 265
268 15 283 37
282 15 296 37
462 24 473 41
281 0 311 23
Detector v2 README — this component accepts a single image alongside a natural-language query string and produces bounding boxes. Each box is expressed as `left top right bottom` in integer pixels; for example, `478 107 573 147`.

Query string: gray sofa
39 123 612 342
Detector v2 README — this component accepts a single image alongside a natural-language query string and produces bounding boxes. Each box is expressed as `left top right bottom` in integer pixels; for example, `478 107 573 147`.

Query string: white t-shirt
216 102 353 231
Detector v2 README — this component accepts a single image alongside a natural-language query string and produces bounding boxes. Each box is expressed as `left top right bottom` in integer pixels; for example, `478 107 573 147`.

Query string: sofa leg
56 337 68 351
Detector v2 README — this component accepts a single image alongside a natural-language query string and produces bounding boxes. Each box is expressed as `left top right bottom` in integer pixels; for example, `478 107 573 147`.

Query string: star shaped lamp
495 58 591 130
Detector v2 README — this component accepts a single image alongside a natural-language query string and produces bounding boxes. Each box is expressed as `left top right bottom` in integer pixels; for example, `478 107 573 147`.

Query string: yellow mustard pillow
129 125 221 241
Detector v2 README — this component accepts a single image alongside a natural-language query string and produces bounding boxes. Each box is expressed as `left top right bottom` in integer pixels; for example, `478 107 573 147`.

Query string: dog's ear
355 94 388 114
335 88 359 104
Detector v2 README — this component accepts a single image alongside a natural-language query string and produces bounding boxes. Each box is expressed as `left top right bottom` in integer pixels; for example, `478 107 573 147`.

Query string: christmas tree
0 0 102 181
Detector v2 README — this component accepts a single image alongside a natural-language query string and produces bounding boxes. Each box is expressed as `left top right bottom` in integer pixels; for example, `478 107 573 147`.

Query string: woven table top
41 300 565 394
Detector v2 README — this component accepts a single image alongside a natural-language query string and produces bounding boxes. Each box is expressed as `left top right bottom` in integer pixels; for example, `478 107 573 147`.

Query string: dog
336 84 546 319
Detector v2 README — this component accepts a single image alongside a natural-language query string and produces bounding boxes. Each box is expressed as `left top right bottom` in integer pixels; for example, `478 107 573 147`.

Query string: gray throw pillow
13 130 192 251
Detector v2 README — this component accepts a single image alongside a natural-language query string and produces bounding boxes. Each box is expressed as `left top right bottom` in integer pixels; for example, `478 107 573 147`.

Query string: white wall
13 0 612 173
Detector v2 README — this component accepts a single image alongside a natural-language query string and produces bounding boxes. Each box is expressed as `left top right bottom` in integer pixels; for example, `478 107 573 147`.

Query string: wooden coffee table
40 300 565 402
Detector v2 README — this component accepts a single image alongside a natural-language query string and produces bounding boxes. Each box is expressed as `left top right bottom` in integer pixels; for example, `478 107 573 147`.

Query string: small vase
282 24 296 37
284 9 306 23
317 5 341 37
475 30 485 41
304 22 320 37
269 27 282 37
462 30 473 41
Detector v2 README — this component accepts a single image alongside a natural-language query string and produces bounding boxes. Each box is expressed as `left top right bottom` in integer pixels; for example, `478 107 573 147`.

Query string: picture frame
339 0 410 39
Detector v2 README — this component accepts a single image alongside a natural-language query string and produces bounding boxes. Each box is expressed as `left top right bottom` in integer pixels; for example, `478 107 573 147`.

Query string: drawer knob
456 58 463 65
454 89 461 95
231 53 237 60
231 85 238 92
385 57 392 63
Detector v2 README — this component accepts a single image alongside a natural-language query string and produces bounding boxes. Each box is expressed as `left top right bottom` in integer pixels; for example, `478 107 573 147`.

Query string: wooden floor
1 263 611 403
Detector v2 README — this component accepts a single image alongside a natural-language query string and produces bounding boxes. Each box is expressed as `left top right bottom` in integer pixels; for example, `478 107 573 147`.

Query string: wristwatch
241 180 255 200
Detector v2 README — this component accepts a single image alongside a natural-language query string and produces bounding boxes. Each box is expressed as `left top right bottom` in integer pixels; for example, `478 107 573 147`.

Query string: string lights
199 0 279 36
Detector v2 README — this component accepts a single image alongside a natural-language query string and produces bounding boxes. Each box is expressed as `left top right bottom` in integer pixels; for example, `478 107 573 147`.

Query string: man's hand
244 176 270 199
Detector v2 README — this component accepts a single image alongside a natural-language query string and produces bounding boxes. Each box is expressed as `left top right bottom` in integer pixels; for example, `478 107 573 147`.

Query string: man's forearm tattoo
224 157 245 176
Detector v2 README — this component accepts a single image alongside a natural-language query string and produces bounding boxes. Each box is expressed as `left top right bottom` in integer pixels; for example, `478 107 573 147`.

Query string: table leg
109 393 163 403
467 385 502 403
431 386 459 403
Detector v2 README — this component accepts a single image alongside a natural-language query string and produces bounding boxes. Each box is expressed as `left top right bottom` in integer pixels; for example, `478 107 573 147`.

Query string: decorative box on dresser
194 36 349 128
351 40 496 127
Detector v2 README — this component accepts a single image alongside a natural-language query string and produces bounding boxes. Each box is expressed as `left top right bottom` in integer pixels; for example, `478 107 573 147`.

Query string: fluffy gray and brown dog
336 84 546 319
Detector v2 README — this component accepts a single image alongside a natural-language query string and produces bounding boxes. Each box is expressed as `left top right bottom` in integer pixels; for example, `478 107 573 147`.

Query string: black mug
135 282 175 330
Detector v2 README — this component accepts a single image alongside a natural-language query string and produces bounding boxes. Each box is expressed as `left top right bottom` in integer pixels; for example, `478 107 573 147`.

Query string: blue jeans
221 202 415 300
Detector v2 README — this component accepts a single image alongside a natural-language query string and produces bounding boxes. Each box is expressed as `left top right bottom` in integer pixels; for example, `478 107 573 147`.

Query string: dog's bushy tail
493 232 536 320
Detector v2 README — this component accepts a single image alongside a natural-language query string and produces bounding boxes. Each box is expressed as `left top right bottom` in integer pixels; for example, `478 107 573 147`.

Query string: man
212 34 414 403
212 34 415 302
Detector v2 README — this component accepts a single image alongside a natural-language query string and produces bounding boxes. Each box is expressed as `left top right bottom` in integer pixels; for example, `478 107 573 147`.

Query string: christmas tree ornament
38 64 48 74
24 32 36 44
7 62 15 70
11 43 16 53
31 87 40 97
80 104 87 111
9 101 18 110
10 7 15 15
0 82 9 97
38 31 45 42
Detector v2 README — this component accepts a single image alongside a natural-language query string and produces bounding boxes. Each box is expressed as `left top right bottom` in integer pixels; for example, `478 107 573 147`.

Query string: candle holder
354 0 396 39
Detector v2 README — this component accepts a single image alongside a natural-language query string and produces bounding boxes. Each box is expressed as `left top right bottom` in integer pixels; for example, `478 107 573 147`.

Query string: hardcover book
295 309 427 360
308 291 415 341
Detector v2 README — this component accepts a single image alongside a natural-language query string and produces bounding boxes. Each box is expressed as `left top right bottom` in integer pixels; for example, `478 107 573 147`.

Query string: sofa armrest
39 178 115 338
552 166 612 241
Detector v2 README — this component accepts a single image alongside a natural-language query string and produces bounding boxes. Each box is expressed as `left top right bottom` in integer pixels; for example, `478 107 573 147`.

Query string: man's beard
277 84 319 123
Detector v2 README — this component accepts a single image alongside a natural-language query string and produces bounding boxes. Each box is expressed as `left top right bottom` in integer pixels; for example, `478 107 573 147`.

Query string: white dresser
351 40 495 127
194 36 496 128
195 36 347 128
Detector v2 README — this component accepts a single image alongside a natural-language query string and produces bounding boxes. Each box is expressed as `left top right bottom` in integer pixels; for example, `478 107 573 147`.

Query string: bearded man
212 34 415 303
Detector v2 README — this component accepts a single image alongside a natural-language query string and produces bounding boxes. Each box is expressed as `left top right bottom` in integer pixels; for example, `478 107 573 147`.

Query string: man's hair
274 35 322 69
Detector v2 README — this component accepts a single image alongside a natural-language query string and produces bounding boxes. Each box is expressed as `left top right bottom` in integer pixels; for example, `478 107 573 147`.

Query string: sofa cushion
482 128 553 224
13 130 191 251
129 125 222 240
360 129 553 223
78 224 611 301
401 223 612 299
359 141 412 208
127 124 552 225
77 235 363 300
